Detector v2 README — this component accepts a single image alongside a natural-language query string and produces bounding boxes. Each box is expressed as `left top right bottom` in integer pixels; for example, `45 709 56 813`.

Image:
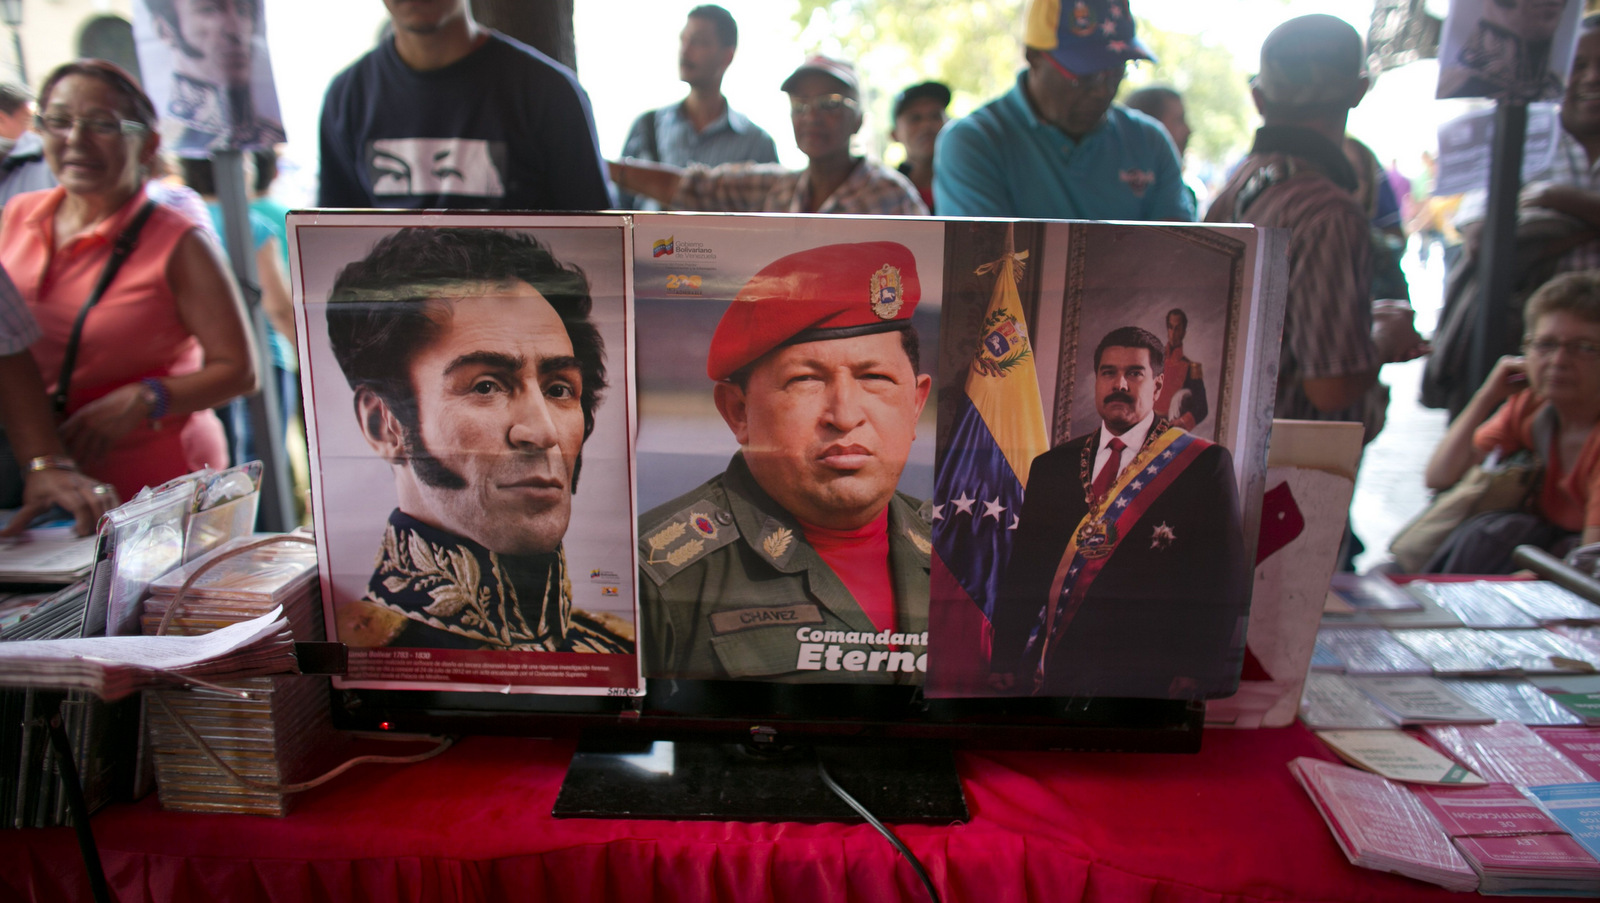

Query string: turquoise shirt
206 201 295 371
935 72 1194 222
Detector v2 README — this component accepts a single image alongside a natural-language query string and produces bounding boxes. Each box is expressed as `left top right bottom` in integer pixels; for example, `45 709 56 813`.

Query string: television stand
553 731 968 822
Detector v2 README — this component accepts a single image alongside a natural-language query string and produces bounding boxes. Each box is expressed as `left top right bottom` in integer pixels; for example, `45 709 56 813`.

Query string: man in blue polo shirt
618 5 778 210
936 0 1193 222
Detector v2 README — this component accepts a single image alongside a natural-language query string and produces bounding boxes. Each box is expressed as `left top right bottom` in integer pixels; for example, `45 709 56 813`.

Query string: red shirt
0 187 227 498
1474 389 1600 532
799 509 896 633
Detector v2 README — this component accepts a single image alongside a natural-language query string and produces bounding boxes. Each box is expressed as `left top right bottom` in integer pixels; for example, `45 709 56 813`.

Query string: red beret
707 241 920 381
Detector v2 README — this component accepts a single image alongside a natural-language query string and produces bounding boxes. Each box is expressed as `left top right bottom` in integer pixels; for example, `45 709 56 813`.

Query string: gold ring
91 484 111 496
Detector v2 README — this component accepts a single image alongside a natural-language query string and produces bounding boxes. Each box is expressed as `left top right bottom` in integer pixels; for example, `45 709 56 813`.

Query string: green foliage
792 0 1027 125
1121 19 1255 171
791 1 1256 171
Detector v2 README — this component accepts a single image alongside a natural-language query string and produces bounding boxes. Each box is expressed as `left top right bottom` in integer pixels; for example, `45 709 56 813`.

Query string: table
0 722 1562 902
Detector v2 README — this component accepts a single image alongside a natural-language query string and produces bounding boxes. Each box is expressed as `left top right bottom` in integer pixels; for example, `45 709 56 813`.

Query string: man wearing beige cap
638 242 934 682
610 55 926 215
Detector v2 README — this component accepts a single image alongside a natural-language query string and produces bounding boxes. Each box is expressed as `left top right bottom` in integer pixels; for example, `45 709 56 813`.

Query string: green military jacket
638 453 932 683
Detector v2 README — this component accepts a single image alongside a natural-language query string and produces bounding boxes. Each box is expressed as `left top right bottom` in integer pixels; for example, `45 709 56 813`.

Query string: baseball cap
780 55 860 95
892 81 952 120
1023 0 1153 76
707 242 920 381
1252 14 1367 107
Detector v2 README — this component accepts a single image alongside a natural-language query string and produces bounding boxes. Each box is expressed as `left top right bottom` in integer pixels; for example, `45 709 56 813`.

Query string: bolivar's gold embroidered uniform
639 453 931 682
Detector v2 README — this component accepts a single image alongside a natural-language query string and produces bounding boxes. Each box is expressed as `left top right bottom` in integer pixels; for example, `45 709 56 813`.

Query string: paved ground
1349 242 1451 572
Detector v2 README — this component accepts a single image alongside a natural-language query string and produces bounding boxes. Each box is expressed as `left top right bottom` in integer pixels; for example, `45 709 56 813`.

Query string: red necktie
1089 437 1126 502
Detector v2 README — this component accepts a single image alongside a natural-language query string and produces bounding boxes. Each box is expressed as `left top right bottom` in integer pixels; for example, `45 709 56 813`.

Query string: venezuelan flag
928 240 1049 695
652 236 674 257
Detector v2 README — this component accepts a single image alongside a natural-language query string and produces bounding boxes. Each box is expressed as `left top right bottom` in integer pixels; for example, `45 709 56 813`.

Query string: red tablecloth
0 724 1551 902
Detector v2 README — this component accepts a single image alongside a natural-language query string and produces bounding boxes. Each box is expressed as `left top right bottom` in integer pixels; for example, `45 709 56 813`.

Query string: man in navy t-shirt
318 0 612 211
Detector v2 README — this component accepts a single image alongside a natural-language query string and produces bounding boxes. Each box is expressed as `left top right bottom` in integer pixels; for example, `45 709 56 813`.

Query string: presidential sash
1029 426 1210 692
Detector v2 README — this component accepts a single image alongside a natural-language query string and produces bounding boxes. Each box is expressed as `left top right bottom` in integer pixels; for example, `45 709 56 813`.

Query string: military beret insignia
870 264 903 320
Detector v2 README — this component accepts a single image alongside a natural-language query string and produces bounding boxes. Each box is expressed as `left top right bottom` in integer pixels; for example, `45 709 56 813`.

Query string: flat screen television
288 211 1283 818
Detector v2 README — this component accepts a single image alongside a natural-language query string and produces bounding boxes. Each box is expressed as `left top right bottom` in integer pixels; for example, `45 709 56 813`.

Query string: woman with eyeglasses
0 60 255 503
1422 271 1600 572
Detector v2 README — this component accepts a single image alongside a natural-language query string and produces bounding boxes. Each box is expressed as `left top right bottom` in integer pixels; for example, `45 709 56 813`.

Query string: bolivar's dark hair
1093 325 1166 378
326 227 608 443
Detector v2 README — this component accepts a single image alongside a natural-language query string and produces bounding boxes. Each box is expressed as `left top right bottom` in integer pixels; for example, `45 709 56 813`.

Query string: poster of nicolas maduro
927 220 1283 701
291 212 641 695
631 213 944 685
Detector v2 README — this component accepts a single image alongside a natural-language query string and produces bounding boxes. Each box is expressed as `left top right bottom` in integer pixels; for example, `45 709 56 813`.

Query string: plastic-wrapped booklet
1289 756 1479 892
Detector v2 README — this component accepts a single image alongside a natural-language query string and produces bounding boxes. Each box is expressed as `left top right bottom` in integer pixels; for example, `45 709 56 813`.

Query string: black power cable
815 756 942 903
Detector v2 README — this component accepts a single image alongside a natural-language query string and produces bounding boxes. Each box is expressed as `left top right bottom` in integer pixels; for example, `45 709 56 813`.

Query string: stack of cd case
142 535 340 815
0 580 138 829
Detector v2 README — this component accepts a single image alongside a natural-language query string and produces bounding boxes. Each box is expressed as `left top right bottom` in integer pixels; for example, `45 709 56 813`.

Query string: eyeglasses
1523 337 1600 360
34 114 148 139
789 94 860 117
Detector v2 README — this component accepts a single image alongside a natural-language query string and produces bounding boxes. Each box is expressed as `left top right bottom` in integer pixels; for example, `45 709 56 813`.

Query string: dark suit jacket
991 427 1249 699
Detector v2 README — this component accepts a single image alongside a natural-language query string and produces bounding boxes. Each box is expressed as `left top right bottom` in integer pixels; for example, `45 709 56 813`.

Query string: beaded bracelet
140 377 171 421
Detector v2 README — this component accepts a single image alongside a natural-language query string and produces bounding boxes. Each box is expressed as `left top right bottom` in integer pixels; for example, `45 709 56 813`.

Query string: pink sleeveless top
1 187 227 499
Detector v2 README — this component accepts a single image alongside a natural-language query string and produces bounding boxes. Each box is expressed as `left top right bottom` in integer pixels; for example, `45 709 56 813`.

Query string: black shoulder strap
53 199 159 415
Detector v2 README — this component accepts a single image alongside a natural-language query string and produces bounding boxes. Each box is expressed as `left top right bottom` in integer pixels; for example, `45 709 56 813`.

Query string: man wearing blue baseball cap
934 0 1193 222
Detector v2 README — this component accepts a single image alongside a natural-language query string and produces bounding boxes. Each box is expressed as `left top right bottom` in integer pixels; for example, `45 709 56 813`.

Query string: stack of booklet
139 536 339 816
1290 756 1480 891
1415 783 1600 895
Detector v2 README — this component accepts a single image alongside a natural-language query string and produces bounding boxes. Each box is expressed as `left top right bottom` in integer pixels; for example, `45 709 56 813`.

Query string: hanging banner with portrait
1436 0 1584 101
290 213 641 695
131 0 287 156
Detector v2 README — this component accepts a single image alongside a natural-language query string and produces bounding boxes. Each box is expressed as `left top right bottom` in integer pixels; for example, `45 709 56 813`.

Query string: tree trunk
471 0 578 72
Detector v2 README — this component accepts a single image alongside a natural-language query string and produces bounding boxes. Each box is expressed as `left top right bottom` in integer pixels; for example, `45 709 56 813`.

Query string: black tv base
553 732 969 822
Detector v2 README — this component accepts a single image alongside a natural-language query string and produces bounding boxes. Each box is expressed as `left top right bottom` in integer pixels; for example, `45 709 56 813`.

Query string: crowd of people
0 0 1593 579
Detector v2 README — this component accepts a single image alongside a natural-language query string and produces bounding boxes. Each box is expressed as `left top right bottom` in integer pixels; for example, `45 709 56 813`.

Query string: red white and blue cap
707 242 920 381
1024 0 1154 76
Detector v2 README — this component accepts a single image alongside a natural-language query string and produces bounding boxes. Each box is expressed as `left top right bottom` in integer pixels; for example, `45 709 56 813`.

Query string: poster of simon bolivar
291 213 641 695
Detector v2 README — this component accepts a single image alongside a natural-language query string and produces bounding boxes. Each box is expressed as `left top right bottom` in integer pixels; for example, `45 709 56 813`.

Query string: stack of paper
1424 722 1595 788
0 609 294 701
1414 783 1600 895
1290 757 1479 892
0 533 97 584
